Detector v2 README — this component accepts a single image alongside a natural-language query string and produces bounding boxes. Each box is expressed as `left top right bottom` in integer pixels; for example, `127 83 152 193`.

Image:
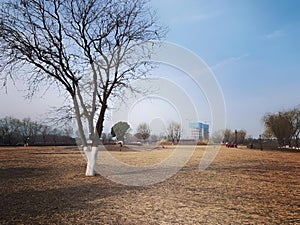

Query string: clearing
0 145 299 224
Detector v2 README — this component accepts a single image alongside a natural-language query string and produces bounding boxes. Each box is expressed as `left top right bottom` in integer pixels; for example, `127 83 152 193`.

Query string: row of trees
109 121 182 144
110 122 252 146
0 116 74 145
223 129 247 144
263 107 300 147
210 106 300 149
1 116 252 146
210 129 247 145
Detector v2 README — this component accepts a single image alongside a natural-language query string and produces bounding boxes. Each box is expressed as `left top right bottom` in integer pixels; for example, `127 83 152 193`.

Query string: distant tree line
263 106 300 148
223 129 247 144
105 121 183 145
210 129 247 145
91 105 300 149
0 117 75 146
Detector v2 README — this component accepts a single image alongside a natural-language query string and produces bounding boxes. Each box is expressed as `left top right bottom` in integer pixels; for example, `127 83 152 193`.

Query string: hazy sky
149 0 300 137
1 0 300 138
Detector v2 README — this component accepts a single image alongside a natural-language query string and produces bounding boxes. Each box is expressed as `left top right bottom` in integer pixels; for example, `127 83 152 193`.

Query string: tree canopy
135 123 150 141
0 116 74 145
263 107 300 147
111 121 130 142
0 0 165 146
167 121 181 144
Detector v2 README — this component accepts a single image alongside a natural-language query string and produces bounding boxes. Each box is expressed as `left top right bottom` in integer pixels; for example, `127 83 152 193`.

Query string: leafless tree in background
0 117 20 145
135 123 151 142
222 129 247 145
167 121 181 144
263 107 300 147
222 129 232 143
18 118 40 145
0 0 165 175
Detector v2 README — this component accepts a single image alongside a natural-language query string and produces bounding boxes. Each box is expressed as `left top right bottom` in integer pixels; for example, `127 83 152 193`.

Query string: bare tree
222 129 233 143
262 126 274 139
0 117 20 145
135 123 151 142
236 129 246 145
0 0 164 175
293 108 300 147
167 122 181 144
286 107 300 147
40 125 50 145
18 118 40 145
222 129 246 145
210 130 223 144
263 111 295 147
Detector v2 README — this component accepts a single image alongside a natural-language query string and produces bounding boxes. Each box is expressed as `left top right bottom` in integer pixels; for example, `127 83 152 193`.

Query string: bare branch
0 0 166 146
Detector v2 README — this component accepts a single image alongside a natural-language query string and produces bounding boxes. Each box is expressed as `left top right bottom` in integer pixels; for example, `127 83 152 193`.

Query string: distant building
189 122 209 140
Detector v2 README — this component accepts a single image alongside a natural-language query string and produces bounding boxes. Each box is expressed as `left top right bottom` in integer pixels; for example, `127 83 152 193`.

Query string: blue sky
149 0 300 137
0 0 299 138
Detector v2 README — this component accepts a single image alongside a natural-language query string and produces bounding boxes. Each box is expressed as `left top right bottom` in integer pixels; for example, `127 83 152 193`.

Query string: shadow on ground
1 182 144 224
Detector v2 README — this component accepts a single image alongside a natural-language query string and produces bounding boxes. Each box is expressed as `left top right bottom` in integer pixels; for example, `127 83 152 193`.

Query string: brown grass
0 145 299 224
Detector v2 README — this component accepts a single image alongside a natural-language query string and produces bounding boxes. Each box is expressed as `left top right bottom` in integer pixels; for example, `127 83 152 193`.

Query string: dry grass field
0 145 299 224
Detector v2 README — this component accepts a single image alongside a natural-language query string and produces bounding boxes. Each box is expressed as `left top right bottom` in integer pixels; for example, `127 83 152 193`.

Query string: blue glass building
189 122 209 140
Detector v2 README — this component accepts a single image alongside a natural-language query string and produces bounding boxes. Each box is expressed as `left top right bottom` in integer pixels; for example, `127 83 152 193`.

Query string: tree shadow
206 159 300 173
0 182 144 223
0 167 49 180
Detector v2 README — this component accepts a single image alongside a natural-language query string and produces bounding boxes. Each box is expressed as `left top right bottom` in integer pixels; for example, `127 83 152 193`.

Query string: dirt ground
0 145 299 224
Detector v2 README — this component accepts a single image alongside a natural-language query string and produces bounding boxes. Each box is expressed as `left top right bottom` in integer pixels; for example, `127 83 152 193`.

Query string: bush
197 139 209 145
157 139 173 146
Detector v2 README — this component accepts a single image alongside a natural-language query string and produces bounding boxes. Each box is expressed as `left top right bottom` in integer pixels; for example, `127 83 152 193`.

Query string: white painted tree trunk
83 146 99 176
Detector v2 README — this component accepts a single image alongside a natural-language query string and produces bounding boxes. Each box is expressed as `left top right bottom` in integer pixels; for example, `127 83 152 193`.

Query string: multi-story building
189 122 209 140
